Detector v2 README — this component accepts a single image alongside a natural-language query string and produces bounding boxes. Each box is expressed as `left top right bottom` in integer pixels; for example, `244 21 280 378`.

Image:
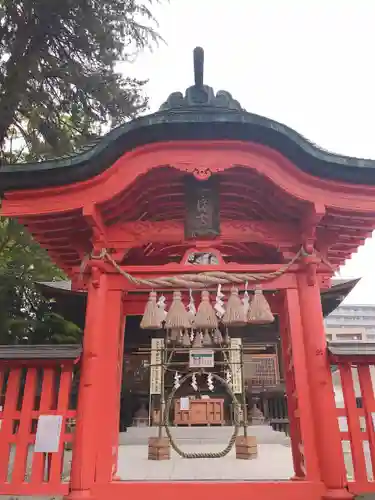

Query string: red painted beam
4 141 375 215
106 220 300 249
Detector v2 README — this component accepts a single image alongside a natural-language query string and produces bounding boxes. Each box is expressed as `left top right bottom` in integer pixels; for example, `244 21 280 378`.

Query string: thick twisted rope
84 247 308 288
163 371 241 459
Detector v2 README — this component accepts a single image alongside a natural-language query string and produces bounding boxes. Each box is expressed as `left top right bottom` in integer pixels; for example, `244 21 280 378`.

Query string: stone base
235 435 258 460
148 437 170 460
64 490 94 500
322 489 353 500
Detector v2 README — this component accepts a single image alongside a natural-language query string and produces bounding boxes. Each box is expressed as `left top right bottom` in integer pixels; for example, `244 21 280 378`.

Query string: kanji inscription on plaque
184 176 220 239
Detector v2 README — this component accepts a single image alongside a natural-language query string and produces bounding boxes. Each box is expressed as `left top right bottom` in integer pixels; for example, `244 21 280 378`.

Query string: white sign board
180 397 190 411
150 338 164 394
230 338 242 394
35 415 63 453
189 349 215 369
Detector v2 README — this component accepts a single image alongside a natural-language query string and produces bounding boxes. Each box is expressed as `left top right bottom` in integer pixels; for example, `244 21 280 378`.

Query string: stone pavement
0 427 294 499
119 425 291 446
116 442 294 481
116 425 293 481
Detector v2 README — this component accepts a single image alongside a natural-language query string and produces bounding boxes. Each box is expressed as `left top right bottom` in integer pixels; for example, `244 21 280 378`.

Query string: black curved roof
1 47 375 192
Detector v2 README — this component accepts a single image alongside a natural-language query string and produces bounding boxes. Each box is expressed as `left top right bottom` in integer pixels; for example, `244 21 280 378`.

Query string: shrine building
1 47 375 500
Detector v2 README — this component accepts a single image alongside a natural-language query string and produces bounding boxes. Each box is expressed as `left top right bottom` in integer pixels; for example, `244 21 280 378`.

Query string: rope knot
91 248 107 260
301 246 316 258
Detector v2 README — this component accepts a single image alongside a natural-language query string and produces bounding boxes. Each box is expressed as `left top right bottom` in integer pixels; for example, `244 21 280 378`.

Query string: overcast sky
119 0 375 304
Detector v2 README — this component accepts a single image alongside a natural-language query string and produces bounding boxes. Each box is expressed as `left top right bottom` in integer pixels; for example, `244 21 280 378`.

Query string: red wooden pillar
297 273 352 499
108 304 126 480
66 268 110 500
66 271 123 499
95 293 125 483
112 311 126 479
279 307 307 480
282 289 320 482
94 279 124 484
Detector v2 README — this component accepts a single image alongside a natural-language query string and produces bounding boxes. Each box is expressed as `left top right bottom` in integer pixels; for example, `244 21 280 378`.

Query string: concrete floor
116 442 294 481
0 429 294 500
119 425 291 446
3 427 365 484
115 425 294 481
0 426 367 498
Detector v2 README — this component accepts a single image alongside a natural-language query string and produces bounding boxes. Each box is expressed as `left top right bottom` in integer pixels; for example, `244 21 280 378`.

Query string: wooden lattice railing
0 363 78 496
331 360 375 494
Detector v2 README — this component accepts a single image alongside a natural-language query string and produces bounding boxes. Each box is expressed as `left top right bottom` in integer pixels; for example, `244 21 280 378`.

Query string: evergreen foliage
0 0 161 343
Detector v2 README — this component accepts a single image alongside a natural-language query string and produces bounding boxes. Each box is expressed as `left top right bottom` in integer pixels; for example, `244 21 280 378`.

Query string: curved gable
1 47 375 192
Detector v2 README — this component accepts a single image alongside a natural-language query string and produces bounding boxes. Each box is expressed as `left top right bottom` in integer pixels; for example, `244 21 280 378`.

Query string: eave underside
12 166 375 273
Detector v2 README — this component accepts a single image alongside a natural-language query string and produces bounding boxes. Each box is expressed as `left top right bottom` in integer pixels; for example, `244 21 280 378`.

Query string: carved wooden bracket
301 254 322 286
90 266 102 288
172 160 228 178
181 247 225 265
83 204 109 248
192 167 212 180
301 202 326 255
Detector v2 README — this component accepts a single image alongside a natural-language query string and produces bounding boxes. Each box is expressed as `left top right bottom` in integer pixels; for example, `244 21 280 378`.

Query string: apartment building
325 304 375 342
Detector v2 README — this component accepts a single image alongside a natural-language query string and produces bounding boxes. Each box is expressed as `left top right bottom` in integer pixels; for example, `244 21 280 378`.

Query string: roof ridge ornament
159 47 243 112
194 46 204 87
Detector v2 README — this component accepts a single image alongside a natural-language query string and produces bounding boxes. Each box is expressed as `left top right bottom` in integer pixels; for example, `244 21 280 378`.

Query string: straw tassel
247 287 274 324
193 331 203 348
213 328 223 345
140 291 162 330
165 291 191 329
224 328 231 345
222 287 246 326
202 329 213 346
194 290 218 329
169 328 180 342
181 330 191 347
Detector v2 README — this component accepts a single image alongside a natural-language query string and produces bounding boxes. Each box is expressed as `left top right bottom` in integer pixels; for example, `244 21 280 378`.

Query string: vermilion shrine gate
1 47 375 500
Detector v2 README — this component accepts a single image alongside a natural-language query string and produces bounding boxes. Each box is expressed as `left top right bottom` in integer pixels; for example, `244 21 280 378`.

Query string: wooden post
283 289 321 482
94 279 124 484
297 274 352 499
66 268 109 500
279 306 306 480
111 311 126 480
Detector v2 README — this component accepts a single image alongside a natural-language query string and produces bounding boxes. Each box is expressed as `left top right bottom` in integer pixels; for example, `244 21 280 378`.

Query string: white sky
119 0 375 304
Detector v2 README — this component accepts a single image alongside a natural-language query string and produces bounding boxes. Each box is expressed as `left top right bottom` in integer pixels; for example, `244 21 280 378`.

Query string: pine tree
0 0 161 159
0 0 162 343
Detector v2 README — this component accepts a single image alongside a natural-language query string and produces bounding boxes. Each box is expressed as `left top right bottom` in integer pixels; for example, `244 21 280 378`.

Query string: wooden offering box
174 398 224 426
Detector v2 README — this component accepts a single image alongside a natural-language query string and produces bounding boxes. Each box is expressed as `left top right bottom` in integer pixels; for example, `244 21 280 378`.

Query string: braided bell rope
163 371 241 459
83 246 318 288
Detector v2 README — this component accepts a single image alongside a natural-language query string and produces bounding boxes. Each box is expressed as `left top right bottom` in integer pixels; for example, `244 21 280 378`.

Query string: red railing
0 363 77 496
333 361 375 494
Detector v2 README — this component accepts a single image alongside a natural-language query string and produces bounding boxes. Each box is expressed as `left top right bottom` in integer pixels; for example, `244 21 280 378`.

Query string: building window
336 334 362 341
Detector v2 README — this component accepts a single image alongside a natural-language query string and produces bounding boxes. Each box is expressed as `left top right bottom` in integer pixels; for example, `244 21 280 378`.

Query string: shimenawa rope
81 246 321 288
79 246 332 458
163 371 241 459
